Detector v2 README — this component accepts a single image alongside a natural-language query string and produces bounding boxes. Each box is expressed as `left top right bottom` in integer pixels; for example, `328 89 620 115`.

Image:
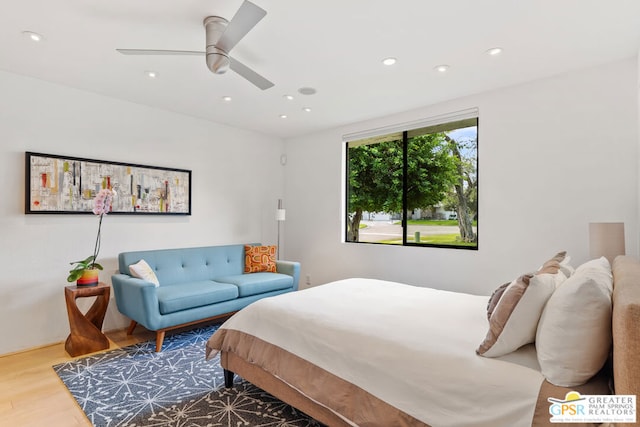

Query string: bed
205 255 640 426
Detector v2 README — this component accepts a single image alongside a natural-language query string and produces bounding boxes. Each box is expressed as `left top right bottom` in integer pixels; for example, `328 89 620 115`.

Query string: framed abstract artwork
25 152 191 215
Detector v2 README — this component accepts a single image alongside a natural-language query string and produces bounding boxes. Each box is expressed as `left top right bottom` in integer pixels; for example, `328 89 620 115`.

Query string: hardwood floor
0 328 155 427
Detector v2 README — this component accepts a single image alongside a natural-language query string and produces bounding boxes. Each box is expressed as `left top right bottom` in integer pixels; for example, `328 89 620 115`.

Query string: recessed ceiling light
279 114 288 119
145 71 158 78
486 47 503 56
302 107 312 112
382 57 397 66
222 96 232 102
298 87 317 95
434 64 450 73
283 94 294 100
22 31 43 42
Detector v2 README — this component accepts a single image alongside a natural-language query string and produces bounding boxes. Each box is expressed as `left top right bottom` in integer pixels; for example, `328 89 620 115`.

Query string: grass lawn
364 219 477 227
400 219 478 226
379 233 477 247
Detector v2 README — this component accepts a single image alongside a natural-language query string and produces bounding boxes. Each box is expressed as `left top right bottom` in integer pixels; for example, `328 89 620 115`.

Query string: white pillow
558 255 575 279
574 256 613 292
129 259 160 287
477 272 564 357
536 257 612 386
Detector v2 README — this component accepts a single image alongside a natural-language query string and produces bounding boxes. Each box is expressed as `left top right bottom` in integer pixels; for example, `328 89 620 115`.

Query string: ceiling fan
116 0 274 90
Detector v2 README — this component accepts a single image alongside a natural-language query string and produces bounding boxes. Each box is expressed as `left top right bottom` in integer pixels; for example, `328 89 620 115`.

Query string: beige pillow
540 251 575 280
129 259 160 287
486 282 510 320
539 251 568 272
477 272 564 357
536 257 612 386
477 252 568 358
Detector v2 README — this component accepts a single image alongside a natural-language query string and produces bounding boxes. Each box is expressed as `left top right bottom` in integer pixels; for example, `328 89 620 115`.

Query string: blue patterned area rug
53 324 322 427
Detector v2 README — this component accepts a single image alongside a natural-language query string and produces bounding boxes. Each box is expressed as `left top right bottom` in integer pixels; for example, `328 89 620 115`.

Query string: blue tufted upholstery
117 245 247 285
111 244 300 351
157 281 239 314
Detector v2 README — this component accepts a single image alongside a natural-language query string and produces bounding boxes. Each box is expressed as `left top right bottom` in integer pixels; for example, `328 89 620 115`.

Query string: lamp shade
589 222 625 264
276 199 286 221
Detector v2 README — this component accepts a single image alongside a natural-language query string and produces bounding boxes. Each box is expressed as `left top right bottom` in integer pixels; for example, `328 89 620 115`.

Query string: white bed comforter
209 278 546 427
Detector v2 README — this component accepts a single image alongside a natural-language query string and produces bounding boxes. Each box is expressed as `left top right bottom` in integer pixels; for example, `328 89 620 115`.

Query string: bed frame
221 255 640 427
610 256 640 398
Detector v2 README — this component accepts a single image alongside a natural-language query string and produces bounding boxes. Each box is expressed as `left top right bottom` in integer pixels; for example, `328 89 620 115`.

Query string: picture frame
25 151 192 215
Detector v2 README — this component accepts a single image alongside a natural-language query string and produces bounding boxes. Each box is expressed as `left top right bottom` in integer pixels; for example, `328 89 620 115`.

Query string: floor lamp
276 199 286 259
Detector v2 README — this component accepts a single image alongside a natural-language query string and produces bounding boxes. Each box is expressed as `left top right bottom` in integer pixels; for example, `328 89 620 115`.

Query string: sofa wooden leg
224 369 235 388
155 330 166 352
126 320 137 335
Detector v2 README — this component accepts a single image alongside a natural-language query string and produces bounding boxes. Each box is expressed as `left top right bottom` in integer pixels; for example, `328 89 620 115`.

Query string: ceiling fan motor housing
204 16 230 74
116 2 273 89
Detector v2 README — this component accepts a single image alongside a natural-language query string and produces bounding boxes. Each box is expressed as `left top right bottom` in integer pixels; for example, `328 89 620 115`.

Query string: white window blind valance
343 107 479 146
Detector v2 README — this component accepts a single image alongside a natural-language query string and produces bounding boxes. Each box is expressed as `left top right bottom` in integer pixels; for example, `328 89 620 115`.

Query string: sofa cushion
157 281 239 315
217 273 293 297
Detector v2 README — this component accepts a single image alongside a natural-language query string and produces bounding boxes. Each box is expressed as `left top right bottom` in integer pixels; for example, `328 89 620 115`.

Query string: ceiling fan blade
217 0 267 53
230 57 274 90
116 49 204 56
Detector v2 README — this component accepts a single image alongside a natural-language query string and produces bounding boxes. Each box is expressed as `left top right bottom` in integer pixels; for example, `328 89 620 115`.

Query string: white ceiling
1 0 640 139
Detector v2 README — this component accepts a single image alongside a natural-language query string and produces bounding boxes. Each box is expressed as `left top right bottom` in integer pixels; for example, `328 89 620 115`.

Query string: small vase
77 269 99 286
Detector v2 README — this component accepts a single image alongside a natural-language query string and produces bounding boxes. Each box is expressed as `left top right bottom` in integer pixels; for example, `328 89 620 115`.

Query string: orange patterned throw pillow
244 245 277 273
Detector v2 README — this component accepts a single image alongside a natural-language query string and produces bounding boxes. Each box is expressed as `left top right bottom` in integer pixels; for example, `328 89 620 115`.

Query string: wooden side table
64 282 110 357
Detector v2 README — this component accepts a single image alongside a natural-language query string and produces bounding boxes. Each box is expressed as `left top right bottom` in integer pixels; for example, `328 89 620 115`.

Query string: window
345 113 478 249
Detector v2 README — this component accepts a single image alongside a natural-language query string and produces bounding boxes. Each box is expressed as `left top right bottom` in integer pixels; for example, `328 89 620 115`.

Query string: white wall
2 57 637 356
0 71 286 355
284 58 639 295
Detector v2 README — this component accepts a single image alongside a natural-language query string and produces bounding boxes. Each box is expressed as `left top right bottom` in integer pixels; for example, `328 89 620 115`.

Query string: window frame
344 113 479 250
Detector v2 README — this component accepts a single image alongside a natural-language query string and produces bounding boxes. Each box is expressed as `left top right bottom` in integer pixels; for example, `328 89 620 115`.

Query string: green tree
346 139 402 241
444 134 477 243
346 134 458 241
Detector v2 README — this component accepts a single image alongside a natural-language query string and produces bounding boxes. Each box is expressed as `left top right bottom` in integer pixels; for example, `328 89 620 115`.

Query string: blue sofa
111 244 300 351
